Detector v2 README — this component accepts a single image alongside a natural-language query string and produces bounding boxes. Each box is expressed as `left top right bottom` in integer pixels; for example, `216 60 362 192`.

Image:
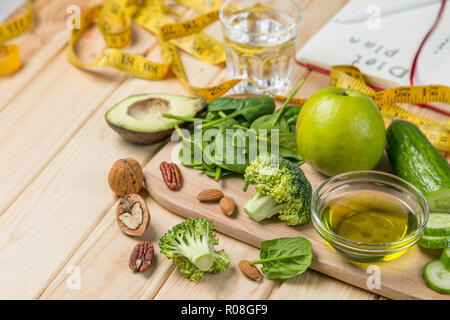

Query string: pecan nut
160 161 182 190
129 242 154 272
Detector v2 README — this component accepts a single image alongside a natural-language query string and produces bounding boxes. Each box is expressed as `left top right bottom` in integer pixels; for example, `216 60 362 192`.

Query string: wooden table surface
1 0 448 300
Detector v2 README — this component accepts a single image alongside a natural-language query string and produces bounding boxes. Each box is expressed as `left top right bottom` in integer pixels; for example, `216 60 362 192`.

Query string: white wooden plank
269 270 378 300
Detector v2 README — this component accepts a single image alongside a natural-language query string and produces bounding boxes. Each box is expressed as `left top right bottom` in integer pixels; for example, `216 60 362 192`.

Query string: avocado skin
107 119 192 145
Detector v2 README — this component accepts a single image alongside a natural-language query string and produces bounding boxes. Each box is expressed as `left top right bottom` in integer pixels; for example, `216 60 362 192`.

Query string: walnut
116 194 150 236
108 158 144 196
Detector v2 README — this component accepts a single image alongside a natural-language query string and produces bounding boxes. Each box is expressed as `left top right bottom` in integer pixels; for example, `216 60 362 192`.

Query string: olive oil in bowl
311 171 428 263
321 191 418 245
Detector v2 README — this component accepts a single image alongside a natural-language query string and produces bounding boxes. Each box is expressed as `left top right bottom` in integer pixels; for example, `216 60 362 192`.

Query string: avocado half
105 93 206 144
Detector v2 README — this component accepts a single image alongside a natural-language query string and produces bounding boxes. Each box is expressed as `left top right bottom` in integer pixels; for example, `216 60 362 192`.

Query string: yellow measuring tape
70 0 304 102
69 0 450 152
2 0 449 151
68 0 227 84
330 66 450 152
0 0 33 75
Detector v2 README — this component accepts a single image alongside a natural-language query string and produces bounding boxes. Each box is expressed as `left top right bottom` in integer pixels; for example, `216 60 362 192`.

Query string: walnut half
116 194 150 236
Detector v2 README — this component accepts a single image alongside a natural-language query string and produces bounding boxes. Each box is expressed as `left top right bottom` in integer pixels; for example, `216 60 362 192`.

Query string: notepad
296 0 450 112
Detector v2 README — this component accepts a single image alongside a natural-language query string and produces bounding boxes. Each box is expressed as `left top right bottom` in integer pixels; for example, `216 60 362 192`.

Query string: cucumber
422 259 450 294
424 213 450 236
386 120 450 213
441 248 450 270
419 234 450 249
426 190 450 213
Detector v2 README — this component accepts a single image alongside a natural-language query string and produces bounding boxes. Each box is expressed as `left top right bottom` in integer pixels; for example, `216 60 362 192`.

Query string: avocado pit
127 98 170 120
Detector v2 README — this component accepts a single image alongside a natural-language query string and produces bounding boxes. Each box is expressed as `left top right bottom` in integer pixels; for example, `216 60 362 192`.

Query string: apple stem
340 91 349 96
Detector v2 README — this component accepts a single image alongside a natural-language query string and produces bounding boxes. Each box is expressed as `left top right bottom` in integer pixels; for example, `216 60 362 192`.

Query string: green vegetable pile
159 217 230 281
165 90 304 180
243 153 312 225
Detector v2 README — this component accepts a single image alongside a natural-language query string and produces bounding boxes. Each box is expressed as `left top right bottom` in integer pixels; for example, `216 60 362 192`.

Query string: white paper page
427 56 450 85
415 5 450 85
426 56 450 113
296 0 450 86
0 0 26 24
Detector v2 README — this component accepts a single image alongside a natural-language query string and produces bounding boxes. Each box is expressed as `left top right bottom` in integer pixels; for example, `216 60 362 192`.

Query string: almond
219 197 235 216
197 189 224 202
238 260 261 281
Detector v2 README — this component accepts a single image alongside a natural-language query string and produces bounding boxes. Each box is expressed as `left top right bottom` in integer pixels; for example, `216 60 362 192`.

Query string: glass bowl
311 171 429 263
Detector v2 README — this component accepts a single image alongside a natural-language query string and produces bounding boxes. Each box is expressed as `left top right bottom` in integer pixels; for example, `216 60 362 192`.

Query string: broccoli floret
243 154 312 225
159 217 230 281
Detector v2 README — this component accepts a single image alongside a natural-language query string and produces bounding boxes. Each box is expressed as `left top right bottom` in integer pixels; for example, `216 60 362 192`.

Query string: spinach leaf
207 97 244 112
180 124 252 178
213 118 240 129
250 106 303 163
250 113 290 133
207 129 250 173
164 96 275 126
282 105 302 128
238 96 276 123
250 237 312 279
271 132 303 163
203 96 275 129
251 106 300 133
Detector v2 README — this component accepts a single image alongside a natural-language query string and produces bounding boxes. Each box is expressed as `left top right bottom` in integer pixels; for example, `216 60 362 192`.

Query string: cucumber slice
441 248 450 270
426 189 450 213
419 234 450 249
424 213 450 236
422 259 450 294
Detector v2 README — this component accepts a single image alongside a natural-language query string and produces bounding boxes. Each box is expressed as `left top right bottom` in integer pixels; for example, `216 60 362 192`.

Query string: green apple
296 87 386 176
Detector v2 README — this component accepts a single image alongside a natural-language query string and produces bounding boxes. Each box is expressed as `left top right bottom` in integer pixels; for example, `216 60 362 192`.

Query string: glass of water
219 0 302 95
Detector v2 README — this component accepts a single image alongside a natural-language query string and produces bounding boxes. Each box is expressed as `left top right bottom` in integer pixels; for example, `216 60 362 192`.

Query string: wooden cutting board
144 112 448 301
